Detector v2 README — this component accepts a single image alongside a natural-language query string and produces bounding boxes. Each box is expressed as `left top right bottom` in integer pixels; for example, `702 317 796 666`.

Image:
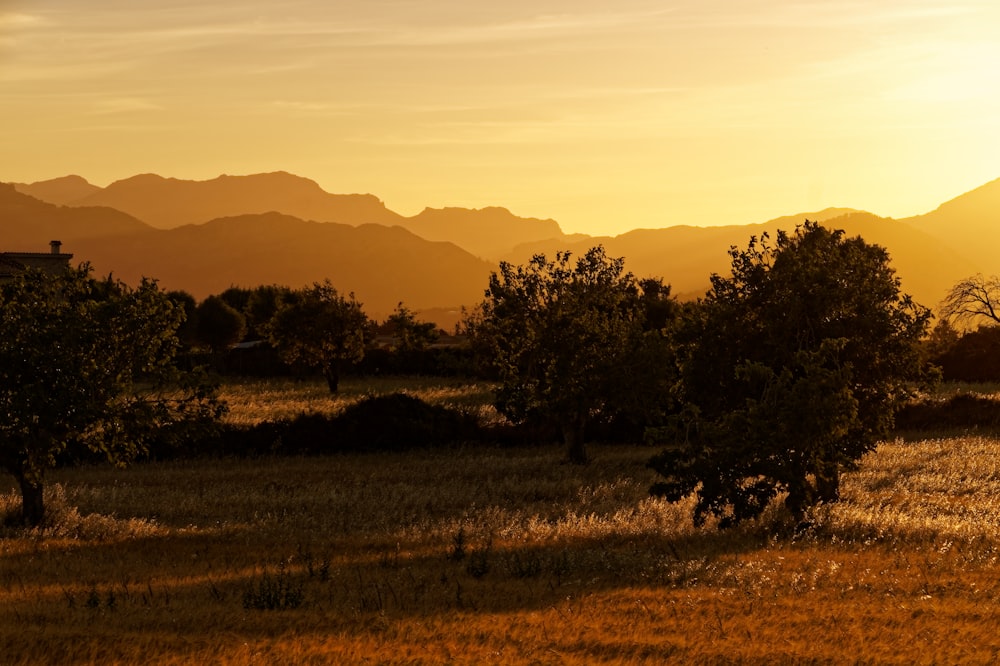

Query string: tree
940 274 1000 328
382 302 439 352
195 295 247 354
244 285 294 341
266 281 369 393
0 267 223 526
165 290 199 350
468 246 653 464
648 222 932 527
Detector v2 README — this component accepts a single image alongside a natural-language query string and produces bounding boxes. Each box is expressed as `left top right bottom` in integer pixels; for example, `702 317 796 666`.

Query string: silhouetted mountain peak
405 205 565 260
74 172 400 229
923 177 1000 218
12 175 101 206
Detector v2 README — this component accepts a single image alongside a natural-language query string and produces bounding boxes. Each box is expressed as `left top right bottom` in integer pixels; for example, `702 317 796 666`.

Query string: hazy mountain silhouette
505 209 975 309
7 171 1000 318
12 175 101 206
49 172 568 259
67 213 494 320
405 206 568 259
0 183 151 247
903 178 1000 274
72 172 404 229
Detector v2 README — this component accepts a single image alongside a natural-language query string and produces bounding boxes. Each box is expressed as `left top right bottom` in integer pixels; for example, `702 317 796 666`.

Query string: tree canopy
195 294 247 354
266 281 369 393
648 222 932 527
468 246 667 463
0 266 223 526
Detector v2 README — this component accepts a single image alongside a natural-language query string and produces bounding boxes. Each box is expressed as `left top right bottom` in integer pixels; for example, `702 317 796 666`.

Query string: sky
2 0 999 236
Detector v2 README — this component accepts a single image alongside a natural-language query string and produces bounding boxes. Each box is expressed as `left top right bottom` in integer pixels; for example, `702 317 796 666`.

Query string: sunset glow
2 0 999 235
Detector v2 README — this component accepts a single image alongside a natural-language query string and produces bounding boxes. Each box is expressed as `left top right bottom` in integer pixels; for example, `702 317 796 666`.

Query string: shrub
895 393 1000 431
331 393 480 452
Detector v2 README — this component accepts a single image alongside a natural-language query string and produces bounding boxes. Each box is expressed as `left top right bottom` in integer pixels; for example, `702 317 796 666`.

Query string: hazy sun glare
2 0 999 235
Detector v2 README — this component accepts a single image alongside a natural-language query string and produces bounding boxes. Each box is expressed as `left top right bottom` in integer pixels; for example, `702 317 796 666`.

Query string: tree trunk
815 464 841 504
15 473 45 528
562 417 588 465
323 366 341 394
783 479 811 524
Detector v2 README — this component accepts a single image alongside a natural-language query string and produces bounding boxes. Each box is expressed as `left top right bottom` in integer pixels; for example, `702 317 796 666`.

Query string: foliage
195 295 247 354
380 302 440 352
928 324 1000 382
0 266 223 526
220 284 294 341
164 290 199 349
266 281 370 393
468 246 666 463
895 392 1000 431
649 222 932 527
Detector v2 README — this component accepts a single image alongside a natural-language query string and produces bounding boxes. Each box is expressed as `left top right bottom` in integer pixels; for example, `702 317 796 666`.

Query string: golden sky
2 1 999 235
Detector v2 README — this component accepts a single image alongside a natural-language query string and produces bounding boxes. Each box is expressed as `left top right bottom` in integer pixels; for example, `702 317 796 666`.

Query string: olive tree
266 281 369 393
648 222 932 527
0 267 223 526
468 246 653 464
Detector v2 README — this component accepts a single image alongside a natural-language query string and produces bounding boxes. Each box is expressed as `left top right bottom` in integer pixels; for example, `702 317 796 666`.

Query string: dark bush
895 393 1000 431
160 393 482 458
332 393 480 452
932 326 1000 382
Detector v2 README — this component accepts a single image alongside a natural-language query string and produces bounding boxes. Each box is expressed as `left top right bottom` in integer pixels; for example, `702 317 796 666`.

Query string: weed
242 563 304 611
448 527 467 561
465 536 492 579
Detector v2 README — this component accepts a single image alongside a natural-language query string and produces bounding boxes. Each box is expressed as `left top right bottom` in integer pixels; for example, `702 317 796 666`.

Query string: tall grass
0 379 998 663
219 375 499 426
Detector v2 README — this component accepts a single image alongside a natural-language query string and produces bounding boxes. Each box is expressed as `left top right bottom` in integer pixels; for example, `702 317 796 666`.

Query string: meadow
2 377 1000 664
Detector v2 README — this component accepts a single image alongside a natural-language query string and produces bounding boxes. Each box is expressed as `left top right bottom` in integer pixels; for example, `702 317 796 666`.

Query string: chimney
50 240 62 255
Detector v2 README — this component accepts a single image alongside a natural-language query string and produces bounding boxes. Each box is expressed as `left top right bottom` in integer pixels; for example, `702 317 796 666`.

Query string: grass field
2 378 1000 664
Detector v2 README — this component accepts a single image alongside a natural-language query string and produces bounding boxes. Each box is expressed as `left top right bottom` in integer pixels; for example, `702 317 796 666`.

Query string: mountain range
5 171 1000 328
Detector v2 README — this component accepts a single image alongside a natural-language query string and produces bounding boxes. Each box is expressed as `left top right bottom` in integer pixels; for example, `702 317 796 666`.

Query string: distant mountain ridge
8 171 1000 321
0 185 493 324
12 175 101 206
70 172 404 230
16 172 569 260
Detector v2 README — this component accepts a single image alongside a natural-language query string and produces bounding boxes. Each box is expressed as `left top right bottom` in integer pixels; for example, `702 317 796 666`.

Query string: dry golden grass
218 376 500 426
1 379 999 664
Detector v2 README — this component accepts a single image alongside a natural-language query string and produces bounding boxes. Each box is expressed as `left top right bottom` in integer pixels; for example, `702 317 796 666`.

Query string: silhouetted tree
0 266 223 526
195 295 247 354
940 274 1000 328
165 289 199 349
382 302 439 352
468 246 652 463
931 324 1000 381
266 281 369 393
648 222 932 527
244 285 294 340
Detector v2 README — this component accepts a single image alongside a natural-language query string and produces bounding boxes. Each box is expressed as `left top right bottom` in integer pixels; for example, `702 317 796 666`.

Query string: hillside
67 213 494 320
0 187 493 324
0 183 151 247
903 178 1000 273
